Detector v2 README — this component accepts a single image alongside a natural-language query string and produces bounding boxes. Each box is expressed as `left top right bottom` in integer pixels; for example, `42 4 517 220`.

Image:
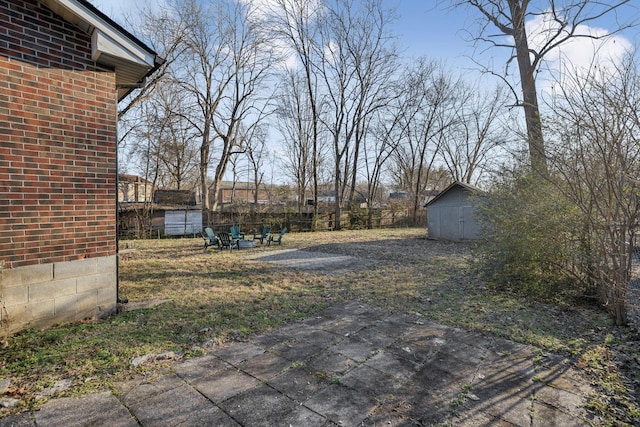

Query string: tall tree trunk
510 0 548 175
200 139 210 214
334 158 342 230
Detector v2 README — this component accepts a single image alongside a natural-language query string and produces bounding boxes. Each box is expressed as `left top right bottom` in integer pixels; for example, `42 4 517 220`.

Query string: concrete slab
331 338 378 363
304 384 378 426
0 412 34 427
340 364 406 397
277 406 328 426
3 301 605 427
118 374 237 427
267 366 327 403
174 354 230 382
35 392 136 427
271 340 329 362
308 350 358 375
212 342 265 365
188 368 261 404
236 351 292 381
219 384 298 426
364 350 419 382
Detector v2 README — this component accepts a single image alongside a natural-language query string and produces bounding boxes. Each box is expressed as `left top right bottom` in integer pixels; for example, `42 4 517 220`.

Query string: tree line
117 0 639 326
118 0 513 229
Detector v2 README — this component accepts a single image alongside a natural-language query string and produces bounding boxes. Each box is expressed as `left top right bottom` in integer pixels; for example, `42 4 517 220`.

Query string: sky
89 0 639 181
88 0 494 68
90 0 639 86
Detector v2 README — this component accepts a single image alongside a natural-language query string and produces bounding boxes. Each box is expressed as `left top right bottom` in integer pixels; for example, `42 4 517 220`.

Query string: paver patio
0 249 603 426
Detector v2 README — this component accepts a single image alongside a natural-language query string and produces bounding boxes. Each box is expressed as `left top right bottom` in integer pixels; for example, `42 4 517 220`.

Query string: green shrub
348 206 367 230
474 171 585 302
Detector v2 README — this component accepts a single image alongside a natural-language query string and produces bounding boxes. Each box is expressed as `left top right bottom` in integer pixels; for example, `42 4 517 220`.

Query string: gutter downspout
114 87 126 306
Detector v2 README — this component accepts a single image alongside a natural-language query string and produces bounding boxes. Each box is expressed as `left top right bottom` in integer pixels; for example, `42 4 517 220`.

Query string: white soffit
43 0 157 81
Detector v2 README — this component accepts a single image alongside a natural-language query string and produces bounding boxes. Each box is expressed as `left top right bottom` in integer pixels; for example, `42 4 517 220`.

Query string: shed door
460 206 480 239
439 207 460 240
429 205 480 240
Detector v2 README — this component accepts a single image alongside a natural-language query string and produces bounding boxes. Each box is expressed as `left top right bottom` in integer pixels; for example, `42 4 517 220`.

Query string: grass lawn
1 228 638 424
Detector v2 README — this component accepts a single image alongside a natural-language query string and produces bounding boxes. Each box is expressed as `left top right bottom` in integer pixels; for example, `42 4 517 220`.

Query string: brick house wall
0 0 159 335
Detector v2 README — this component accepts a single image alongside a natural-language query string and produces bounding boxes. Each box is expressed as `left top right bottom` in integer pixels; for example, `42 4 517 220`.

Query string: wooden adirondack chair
202 227 219 250
217 232 239 251
229 225 245 240
267 227 287 246
252 226 272 244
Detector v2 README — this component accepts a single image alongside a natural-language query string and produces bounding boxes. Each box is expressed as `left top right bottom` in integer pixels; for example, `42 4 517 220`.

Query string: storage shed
425 182 483 241
1 0 162 335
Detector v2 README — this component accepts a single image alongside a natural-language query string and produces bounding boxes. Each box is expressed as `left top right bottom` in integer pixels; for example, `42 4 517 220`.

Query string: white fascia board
91 29 154 68
51 0 156 68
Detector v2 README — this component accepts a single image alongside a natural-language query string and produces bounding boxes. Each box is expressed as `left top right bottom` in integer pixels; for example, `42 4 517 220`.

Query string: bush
348 206 367 230
474 170 585 302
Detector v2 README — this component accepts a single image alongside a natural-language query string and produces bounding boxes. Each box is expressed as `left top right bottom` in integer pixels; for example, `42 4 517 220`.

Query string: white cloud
525 9 632 92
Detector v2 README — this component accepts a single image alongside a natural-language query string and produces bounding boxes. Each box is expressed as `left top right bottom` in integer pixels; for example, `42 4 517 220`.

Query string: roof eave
424 181 483 207
42 0 163 101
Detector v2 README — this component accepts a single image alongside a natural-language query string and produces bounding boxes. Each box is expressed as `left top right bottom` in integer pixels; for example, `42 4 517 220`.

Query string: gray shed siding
427 185 482 240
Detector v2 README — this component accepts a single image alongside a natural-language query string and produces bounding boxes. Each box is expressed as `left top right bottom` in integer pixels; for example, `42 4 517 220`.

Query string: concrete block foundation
1 256 117 336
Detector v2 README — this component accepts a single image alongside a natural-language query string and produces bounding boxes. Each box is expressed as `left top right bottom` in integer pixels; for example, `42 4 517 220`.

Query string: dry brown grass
1 227 638 423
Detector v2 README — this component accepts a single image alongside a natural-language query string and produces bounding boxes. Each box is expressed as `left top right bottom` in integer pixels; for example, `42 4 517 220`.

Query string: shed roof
424 181 483 207
42 0 164 101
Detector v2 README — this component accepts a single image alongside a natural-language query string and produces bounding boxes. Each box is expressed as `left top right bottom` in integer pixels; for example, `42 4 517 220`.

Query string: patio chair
252 225 272 244
267 227 287 246
202 227 219 250
217 232 239 251
230 225 245 240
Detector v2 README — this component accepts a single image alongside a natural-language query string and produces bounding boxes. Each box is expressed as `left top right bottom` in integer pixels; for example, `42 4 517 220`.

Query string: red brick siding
0 0 118 268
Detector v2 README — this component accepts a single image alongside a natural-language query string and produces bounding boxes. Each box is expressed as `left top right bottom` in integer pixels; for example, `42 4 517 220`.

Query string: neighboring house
154 189 197 206
213 181 270 207
390 189 440 206
118 174 153 203
1 0 162 335
118 188 201 237
422 189 441 206
317 191 337 203
389 191 408 200
425 182 484 241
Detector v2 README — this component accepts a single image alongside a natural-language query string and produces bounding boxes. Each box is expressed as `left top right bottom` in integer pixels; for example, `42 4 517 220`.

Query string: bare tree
546 52 640 325
207 2 276 211
121 98 164 238
391 59 459 224
275 69 317 213
318 0 399 230
268 0 324 228
166 0 275 214
449 0 635 175
151 81 199 190
244 125 269 207
117 2 189 121
226 124 269 207
439 83 510 185
361 78 408 223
